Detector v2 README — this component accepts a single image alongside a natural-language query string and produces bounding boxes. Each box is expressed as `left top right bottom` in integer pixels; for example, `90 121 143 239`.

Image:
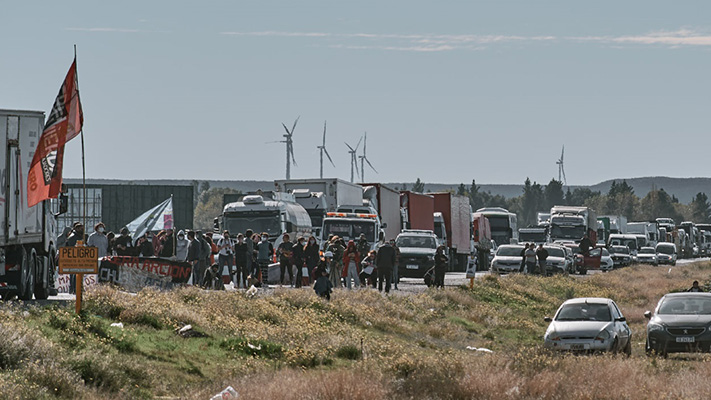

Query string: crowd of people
60 221 412 298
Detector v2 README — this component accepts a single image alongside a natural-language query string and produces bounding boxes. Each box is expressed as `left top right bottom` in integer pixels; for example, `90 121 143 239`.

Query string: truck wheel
34 250 53 300
18 247 34 301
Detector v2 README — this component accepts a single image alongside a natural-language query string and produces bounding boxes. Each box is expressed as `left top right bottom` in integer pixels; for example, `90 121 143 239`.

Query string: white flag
126 197 173 240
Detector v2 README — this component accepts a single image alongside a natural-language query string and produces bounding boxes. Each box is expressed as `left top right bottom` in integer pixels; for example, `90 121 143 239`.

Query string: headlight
595 329 611 341
427 255 435 261
546 331 560 341
647 323 665 333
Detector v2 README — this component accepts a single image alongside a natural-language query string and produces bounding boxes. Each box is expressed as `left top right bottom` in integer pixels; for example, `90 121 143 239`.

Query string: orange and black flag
27 59 83 207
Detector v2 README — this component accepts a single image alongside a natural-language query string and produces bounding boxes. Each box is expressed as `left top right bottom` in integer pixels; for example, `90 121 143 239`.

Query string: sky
1 1 710 186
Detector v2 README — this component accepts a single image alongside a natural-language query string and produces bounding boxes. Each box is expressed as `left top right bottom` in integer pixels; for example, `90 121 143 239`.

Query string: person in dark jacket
536 244 549 275
434 245 449 288
159 229 175 258
519 243 528 273
187 231 202 286
375 241 396 293
277 233 295 286
304 236 320 282
137 233 154 257
579 234 593 257
688 280 704 292
115 227 133 256
292 236 307 288
356 233 370 260
313 264 333 300
233 233 249 288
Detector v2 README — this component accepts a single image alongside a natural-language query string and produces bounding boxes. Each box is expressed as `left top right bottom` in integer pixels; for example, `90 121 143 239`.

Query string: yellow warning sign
58 246 99 274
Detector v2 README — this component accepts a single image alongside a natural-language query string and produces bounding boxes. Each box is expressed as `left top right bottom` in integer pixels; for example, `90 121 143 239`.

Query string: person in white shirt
87 222 109 258
217 230 235 284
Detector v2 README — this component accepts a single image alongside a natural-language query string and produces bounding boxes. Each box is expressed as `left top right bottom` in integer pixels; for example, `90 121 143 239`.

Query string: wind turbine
359 132 378 182
556 145 567 185
345 137 363 183
317 121 335 179
272 116 298 180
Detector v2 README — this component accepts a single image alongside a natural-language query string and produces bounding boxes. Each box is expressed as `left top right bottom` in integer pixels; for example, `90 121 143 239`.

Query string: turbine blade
323 121 327 146
289 143 297 166
324 148 336 167
365 157 378 173
363 132 367 155
291 116 300 135
354 136 363 151
345 142 354 152
282 122 291 135
562 168 567 184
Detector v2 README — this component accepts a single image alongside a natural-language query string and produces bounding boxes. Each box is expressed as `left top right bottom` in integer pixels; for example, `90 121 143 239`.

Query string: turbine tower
557 145 567 185
359 132 378 182
279 116 299 180
345 137 363 183
317 121 335 179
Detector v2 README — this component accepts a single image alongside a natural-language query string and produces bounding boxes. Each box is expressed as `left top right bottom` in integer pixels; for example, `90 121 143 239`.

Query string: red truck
431 192 472 271
400 191 434 231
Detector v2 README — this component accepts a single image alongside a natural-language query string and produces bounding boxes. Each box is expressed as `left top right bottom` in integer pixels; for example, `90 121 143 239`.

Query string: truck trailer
361 183 402 241
432 192 472 271
400 191 434 231
0 110 63 300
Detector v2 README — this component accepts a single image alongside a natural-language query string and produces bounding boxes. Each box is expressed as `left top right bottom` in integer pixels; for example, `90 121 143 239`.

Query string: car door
610 301 631 346
585 248 602 270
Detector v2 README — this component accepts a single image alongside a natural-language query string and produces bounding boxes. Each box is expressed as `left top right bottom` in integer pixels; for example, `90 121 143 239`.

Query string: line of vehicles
214 178 521 279
492 205 704 276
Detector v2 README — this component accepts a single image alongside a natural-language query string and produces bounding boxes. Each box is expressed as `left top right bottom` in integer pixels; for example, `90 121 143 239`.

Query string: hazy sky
1 1 710 186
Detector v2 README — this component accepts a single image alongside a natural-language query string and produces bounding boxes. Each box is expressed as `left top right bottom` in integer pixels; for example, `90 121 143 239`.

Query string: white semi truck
0 110 65 300
549 206 598 243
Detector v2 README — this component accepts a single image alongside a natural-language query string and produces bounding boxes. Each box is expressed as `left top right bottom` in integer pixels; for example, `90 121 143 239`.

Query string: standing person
152 230 166 256
356 233 370 260
292 236 306 288
187 231 201 286
360 250 377 287
206 235 218 266
519 244 528 273
244 229 254 280
342 240 361 289
106 232 116 256
217 230 234 284
434 245 449 288
137 233 154 257
579 234 593 257
524 243 537 274
250 233 261 278
115 227 133 256
175 230 189 261
323 234 335 253
277 233 294 286
390 239 401 290
375 239 396 294
159 229 175 258
688 280 704 292
87 222 109 258
327 236 345 289
196 230 210 283
256 233 274 286
313 264 333 301
233 233 249 288
536 244 549 275
304 236 320 283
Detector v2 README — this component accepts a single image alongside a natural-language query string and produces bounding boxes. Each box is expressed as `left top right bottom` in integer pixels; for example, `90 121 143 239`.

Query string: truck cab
320 211 382 251
433 212 447 249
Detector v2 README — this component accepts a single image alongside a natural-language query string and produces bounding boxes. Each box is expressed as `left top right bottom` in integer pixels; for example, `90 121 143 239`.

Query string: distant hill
66 177 711 203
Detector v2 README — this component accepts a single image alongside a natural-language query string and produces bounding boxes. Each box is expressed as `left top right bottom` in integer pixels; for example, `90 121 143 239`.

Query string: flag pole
76 44 87 311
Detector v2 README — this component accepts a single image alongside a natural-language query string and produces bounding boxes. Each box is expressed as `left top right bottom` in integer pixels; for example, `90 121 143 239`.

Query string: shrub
335 345 361 360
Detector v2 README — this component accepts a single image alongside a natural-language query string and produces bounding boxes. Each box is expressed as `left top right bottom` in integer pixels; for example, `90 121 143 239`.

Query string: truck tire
34 250 53 300
18 247 34 301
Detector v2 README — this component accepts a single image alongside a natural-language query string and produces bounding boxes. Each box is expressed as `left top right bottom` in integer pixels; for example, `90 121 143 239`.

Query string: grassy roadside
2 262 711 399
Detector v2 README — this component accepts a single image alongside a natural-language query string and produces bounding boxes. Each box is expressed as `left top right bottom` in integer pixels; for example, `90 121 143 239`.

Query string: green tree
520 178 544 227
469 179 484 211
193 187 241 230
690 193 711 223
457 183 468 197
543 179 565 210
412 178 425 193
638 189 682 222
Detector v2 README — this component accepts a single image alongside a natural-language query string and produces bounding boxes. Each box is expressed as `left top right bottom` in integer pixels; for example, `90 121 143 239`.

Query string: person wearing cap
115 227 134 256
87 222 109 258
65 222 84 248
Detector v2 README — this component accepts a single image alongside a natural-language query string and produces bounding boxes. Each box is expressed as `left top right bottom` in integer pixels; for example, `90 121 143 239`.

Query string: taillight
6 263 18 272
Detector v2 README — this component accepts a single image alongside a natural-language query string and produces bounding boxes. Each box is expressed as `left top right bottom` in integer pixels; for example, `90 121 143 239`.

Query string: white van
655 242 677 266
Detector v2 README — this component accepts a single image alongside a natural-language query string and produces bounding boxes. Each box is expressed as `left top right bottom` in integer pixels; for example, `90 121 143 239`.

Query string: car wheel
623 336 632 357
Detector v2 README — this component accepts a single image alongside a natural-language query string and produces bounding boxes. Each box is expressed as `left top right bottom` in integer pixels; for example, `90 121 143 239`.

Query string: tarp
98 256 192 292
125 197 173 239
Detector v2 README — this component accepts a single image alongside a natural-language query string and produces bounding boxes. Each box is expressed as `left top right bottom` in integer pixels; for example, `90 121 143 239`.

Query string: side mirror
544 317 552 323
382 222 388 229
58 193 68 215
644 311 652 320
615 317 626 322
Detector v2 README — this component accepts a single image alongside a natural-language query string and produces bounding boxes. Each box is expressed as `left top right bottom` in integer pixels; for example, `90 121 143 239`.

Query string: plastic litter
110 322 124 329
247 343 261 350
210 386 239 400
245 285 258 298
466 346 493 353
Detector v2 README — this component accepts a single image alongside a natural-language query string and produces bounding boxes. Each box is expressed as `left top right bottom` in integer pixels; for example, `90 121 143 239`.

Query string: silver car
637 247 658 266
490 245 525 274
544 297 632 354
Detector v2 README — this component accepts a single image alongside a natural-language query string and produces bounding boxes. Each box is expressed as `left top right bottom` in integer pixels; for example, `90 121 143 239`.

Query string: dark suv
395 230 438 278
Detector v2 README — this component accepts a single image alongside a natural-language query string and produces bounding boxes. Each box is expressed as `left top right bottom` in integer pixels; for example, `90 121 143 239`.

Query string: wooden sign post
58 241 98 313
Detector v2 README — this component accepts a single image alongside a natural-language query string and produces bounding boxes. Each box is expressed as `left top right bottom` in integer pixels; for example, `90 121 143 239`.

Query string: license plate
406 264 419 270
568 344 588 350
676 337 695 343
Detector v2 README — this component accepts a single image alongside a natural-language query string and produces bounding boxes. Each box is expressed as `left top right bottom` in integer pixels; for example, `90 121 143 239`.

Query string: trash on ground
210 386 239 400
110 322 124 329
466 346 493 353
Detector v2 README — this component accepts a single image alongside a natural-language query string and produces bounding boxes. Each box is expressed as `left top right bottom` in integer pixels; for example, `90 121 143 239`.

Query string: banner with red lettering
98 256 192 292
27 59 83 207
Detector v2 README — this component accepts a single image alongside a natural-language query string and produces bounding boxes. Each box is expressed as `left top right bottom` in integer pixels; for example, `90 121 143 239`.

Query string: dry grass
1 261 711 398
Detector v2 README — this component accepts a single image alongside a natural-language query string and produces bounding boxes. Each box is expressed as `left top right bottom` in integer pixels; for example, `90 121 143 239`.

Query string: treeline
411 178 711 228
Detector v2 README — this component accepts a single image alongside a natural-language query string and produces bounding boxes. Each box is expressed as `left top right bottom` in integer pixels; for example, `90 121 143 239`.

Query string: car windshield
396 235 436 249
322 220 376 242
556 303 611 322
639 248 655 254
657 245 675 255
224 212 281 236
602 248 610 256
545 247 566 258
520 231 547 242
658 297 711 315
497 246 524 257
611 246 629 254
550 225 586 240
